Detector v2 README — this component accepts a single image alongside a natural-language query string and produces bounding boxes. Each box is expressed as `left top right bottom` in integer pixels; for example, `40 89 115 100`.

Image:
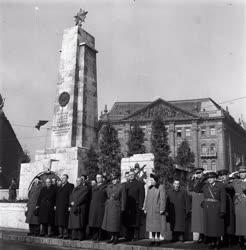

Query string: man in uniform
124 169 145 241
55 174 74 239
217 169 235 247
188 168 205 243
194 172 226 249
229 165 246 248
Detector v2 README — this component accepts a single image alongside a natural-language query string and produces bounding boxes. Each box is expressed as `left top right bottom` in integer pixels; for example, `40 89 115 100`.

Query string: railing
200 151 217 158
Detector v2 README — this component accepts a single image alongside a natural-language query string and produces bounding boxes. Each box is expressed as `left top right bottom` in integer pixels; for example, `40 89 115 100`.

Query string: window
201 143 207 154
176 128 182 137
210 126 216 136
201 127 206 137
202 160 208 171
185 128 191 137
211 160 217 171
210 143 216 154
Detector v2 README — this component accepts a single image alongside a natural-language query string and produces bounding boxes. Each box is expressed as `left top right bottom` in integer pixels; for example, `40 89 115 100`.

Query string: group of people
25 164 246 249
25 169 145 245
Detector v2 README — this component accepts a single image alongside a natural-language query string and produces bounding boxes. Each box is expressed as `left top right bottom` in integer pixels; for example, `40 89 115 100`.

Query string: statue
74 9 88 27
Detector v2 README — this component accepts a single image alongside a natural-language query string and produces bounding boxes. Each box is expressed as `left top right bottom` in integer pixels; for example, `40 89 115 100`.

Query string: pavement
0 228 241 250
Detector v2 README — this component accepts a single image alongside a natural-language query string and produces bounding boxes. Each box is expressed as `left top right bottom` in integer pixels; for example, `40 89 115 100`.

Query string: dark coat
55 182 74 227
102 183 125 233
9 183 17 201
37 186 56 225
144 184 166 233
25 182 42 225
189 178 204 233
123 179 145 228
230 179 246 236
195 180 226 237
166 188 189 232
68 184 90 229
88 183 107 228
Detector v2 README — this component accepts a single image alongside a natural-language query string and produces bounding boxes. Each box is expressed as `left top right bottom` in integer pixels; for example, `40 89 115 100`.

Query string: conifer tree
127 122 146 156
175 140 195 169
98 121 122 175
151 115 174 183
84 146 99 180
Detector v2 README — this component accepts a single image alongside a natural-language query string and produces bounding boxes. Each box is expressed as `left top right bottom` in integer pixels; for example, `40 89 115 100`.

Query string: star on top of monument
74 9 88 27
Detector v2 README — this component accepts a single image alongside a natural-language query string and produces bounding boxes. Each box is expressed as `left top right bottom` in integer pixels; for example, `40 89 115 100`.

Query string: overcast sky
1 0 246 158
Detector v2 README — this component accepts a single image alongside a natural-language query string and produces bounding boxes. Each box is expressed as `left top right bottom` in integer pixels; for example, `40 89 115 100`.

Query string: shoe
58 235 63 239
149 241 155 246
155 241 161 246
107 237 114 244
112 238 118 245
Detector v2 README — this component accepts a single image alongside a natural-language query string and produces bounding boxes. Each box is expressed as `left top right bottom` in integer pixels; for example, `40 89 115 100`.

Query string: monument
19 10 98 199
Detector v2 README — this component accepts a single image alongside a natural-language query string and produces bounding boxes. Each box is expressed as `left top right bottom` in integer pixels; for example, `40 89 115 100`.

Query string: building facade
100 98 246 172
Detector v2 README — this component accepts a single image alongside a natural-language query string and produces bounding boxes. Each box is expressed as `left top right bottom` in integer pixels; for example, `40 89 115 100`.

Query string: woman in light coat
144 173 166 246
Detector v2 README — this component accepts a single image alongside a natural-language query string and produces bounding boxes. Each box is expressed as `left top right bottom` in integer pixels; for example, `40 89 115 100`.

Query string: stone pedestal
121 153 154 183
18 147 87 199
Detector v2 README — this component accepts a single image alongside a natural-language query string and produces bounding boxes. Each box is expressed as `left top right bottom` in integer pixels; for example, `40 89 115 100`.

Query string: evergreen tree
84 146 99 180
175 140 195 169
99 121 122 175
151 115 174 183
22 149 31 163
127 122 146 156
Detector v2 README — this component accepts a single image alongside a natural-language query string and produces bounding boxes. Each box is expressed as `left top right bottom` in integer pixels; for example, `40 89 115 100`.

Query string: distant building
0 107 24 189
100 98 246 172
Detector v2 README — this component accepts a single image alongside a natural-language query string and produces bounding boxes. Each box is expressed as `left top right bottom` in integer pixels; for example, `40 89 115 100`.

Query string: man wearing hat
229 165 246 248
102 172 125 244
194 172 226 249
189 168 205 243
217 169 235 246
124 169 145 241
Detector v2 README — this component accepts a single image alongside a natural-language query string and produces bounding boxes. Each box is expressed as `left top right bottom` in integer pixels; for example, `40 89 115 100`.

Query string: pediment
123 98 198 121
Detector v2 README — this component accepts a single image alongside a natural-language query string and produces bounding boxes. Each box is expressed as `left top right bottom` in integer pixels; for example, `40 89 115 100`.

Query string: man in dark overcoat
217 169 235 246
124 170 145 241
194 172 226 249
166 179 189 242
88 173 107 241
25 177 42 236
68 176 90 240
55 174 74 239
188 168 205 243
36 178 56 236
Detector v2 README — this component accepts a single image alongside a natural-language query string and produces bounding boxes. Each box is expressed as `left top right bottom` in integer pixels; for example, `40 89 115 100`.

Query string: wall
0 203 28 230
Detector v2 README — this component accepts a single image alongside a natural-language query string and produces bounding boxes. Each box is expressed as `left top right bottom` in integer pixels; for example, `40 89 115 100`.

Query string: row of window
176 126 216 138
201 143 216 154
201 160 217 171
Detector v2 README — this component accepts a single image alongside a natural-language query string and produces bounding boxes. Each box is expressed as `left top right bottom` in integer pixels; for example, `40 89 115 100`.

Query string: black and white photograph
0 0 246 250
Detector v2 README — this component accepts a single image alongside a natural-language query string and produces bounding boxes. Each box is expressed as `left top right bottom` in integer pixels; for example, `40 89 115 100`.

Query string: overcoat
222 180 235 235
144 184 166 233
68 184 90 229
195 181 226 237
25 182 42 225
55 182 74 227
166 188 188 232
231 179 246 236
9 183 17 201
37 185 56 225
88 183 107 228
189 178 204 233
102 183 125 233
124 179 145 228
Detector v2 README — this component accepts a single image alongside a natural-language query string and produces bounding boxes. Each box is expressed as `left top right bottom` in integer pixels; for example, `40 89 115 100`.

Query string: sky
0 0 246 158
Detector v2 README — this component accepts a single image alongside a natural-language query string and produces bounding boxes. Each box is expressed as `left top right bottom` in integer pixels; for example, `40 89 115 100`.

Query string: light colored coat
144 184 166 233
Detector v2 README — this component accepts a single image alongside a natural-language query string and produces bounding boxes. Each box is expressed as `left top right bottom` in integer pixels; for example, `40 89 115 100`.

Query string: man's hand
54 206 56 211
71 202 75 206
160 210 164 215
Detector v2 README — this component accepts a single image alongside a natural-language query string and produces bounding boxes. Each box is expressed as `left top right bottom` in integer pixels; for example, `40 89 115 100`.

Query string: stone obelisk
19 10 98 199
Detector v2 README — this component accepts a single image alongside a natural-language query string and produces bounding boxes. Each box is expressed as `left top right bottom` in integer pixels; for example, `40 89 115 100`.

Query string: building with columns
100 98 246 172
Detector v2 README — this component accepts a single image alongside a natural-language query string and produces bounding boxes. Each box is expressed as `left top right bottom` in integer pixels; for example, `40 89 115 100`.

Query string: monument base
18 147 87 200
